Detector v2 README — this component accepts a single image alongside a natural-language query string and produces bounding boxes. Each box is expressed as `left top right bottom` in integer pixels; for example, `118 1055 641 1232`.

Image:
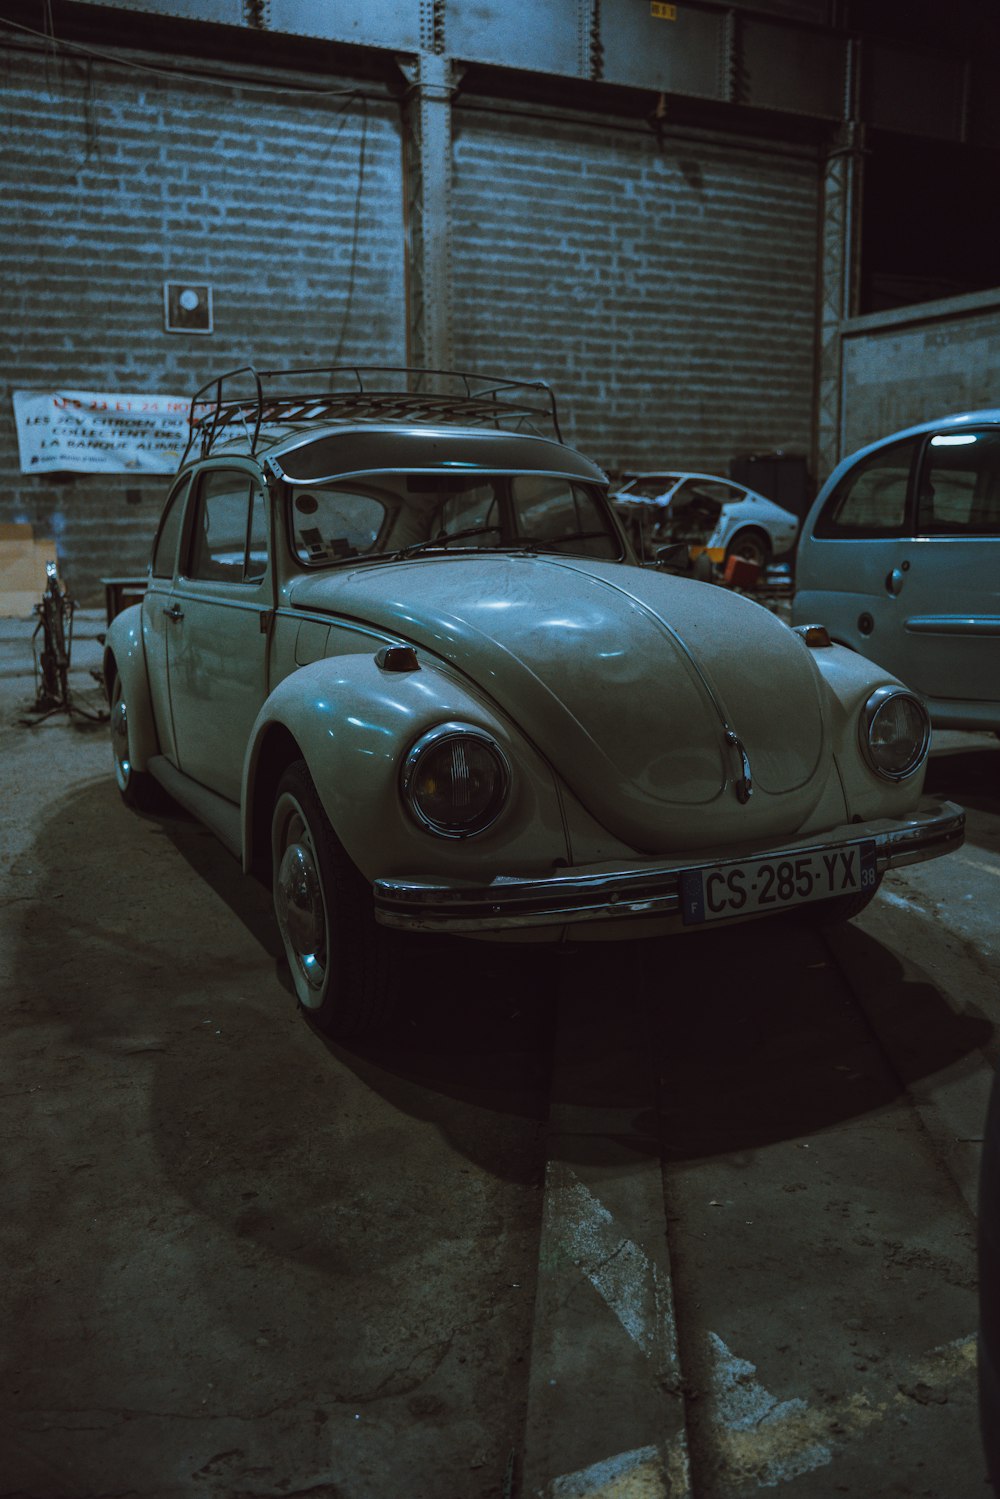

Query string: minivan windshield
287 471 623 567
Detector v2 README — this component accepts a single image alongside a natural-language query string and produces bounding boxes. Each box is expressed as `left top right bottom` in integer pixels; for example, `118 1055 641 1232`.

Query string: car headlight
859 687 930 780
401 723 511 838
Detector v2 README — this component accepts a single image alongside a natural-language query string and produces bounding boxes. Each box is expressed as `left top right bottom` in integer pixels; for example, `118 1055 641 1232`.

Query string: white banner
13 390 191 474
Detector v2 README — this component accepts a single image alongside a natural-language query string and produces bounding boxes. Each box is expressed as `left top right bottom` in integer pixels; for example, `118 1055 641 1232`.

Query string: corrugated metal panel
864 43 966 141
267 0 422 51
444 0 586 77
450 103 819 478
742 16 846 119
600 0 723 98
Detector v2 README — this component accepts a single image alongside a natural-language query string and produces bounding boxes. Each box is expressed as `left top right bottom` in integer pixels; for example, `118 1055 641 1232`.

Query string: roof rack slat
181 364 563 463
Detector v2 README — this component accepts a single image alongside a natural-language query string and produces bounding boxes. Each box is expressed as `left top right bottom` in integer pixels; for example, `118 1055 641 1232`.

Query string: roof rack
181 364 564 464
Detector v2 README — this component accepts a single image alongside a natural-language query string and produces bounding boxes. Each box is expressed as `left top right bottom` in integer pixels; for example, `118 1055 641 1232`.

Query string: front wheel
271 760 394 1037
110 672 160 810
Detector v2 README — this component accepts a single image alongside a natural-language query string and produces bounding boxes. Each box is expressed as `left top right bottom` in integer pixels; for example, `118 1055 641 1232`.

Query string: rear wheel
110 672 160 810
271 760 395 1037
725 528 770 571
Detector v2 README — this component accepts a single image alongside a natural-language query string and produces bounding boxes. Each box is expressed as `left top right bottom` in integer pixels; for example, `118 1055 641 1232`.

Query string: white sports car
612 471 800 570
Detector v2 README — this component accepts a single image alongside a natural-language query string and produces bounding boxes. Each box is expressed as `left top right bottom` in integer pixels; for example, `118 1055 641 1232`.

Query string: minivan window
814 437 918 539
917 430 1000 536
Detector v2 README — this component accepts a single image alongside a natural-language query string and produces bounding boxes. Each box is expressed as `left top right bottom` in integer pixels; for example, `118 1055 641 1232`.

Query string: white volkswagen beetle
105 365 964 1036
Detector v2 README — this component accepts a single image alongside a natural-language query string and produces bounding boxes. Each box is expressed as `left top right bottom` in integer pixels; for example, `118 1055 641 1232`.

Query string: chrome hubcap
273 793 329 1006
276 841 325 959
111 694 130 787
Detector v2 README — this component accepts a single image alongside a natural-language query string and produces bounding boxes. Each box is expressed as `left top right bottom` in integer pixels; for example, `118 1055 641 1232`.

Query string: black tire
726 529 770 571
109 671 160 810
271 759 395 1037
802 875 882 926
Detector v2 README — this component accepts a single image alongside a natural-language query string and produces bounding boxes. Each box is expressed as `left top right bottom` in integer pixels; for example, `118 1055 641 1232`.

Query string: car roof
184 420 608 486
846 407 1000 462
817 407 1000 498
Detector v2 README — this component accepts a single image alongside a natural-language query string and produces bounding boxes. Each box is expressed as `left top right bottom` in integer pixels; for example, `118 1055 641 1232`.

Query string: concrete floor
1 610 998 1498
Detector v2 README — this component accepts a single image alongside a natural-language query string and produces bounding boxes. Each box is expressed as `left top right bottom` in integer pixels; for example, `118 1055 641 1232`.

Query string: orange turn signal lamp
375 645 420 672
793 624 833 648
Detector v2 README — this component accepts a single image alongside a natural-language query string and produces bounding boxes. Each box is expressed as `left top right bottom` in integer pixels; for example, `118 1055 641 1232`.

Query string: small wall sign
163 281 214 335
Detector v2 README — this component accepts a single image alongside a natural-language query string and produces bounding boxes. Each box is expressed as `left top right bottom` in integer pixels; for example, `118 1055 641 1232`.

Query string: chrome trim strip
905 615 1000 636
372 799 964 932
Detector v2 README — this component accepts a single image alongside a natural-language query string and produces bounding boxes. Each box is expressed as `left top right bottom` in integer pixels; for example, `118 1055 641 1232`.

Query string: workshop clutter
0 522 57 617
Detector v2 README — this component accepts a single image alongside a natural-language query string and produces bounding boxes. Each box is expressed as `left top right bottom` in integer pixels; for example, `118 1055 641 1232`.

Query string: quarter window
814 437 918 538
917 430 1000 536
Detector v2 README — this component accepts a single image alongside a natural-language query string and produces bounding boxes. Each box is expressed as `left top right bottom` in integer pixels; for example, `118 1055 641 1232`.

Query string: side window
150 477 190 579
814 437 918 539
187 470 258 583
917 430 1000 536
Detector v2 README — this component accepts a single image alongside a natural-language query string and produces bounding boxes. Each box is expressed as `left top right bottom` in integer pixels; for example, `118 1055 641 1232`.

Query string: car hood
290 555 829 853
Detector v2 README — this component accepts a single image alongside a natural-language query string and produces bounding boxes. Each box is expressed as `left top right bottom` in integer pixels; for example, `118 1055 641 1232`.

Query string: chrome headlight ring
400 722 512 839
859 686 931 782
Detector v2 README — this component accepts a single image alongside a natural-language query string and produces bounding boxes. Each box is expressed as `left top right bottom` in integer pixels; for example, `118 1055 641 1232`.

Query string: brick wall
0 42 406 602
1 35 824 601
450 103 820 481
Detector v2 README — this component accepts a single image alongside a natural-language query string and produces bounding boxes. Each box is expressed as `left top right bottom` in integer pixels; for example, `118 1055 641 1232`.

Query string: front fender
104 603 159 772
811 644 928 822
242 654 571 885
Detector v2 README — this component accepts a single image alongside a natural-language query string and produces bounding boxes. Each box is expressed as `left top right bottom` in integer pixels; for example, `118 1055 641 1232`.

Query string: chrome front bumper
372 798 964 934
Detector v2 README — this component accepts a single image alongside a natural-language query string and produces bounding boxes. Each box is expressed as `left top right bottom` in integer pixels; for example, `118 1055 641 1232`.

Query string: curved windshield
287 471 623 567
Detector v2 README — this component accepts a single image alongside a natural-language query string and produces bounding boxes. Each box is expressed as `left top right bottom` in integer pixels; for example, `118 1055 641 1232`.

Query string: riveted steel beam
816 65 865 484
399 48 457 373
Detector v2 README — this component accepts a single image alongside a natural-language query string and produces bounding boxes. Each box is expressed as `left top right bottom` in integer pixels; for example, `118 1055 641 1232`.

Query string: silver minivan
794 409 1000 732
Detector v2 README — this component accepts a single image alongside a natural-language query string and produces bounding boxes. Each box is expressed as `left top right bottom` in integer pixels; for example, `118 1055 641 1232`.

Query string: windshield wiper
389 525 502 560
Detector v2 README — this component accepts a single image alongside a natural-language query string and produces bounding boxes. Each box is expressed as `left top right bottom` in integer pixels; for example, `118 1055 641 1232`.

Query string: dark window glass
290 486 386 565
188 471 253 583
514 476 619 558
287 472 622 566
916 430 1000 536
814 437 918 539
151 477 190 578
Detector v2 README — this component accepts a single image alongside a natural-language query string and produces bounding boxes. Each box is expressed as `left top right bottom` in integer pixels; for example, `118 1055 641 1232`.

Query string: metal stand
23 562 108 725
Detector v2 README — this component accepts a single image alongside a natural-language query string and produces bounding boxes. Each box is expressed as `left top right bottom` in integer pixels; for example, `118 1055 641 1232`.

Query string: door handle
163 603 185 621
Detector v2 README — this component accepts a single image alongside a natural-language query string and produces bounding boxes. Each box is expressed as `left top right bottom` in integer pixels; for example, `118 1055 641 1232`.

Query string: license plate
680 840 877 925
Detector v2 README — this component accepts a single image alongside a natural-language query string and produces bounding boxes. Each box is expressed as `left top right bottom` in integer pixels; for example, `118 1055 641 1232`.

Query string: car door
892 426 1000 704
141 473 191 765
165 464 272 803
794 434 922 681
